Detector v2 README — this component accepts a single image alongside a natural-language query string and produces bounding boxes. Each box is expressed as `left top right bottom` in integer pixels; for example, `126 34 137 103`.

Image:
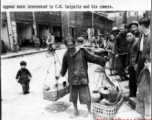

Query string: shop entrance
52 26 62 43
17 22 33 47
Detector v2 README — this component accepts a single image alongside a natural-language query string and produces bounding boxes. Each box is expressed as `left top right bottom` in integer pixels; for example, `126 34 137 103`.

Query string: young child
135 55 151 119
16 61 32 94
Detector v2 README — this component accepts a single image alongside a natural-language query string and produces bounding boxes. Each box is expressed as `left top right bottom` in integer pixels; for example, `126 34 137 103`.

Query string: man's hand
134 64 137 71
125 66 129 70
55 74 61 80
115 54 119 58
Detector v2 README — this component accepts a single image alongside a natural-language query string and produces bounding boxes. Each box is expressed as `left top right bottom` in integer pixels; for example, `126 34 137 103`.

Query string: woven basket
43 85 70 102
92 96 123 119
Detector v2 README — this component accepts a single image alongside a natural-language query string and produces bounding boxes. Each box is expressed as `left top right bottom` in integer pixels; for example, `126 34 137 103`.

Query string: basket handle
43 56 53 87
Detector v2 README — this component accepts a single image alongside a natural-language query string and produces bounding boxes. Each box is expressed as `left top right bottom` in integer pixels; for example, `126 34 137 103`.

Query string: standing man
56 38 106 119
135 17 150 83
114 24 129 81
126 31 138 97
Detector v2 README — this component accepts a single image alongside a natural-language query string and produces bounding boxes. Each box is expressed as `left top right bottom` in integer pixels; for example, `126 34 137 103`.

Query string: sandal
69 111 79 119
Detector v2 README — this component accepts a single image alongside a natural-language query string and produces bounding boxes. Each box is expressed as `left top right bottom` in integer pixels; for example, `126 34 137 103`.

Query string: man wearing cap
56 38 106 119
111 27 120 37
128 21 141 39
114 24 129 81
134 17 150 84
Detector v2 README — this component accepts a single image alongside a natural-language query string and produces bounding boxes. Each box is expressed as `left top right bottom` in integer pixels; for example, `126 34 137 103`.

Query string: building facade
1 11 114 51
61 11 114 40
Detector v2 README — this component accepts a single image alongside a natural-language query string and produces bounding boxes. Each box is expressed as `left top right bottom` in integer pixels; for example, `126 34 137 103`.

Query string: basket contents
92 85 123 119
98 86 109 99
108 86 122 103
91 91 101 102
43 80 70 102
43 85 50 91
43 81 68 92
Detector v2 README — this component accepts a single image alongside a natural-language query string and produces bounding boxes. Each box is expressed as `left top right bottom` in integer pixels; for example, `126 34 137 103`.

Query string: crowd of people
1 16 151 119
74 17 151 119
59 16 150 119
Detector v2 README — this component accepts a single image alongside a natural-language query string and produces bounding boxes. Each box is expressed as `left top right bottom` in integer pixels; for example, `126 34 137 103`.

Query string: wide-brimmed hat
128 21 139 28
112 27 119 31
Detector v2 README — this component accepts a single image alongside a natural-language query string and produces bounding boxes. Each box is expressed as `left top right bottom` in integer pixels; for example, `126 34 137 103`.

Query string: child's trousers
21 82 29 93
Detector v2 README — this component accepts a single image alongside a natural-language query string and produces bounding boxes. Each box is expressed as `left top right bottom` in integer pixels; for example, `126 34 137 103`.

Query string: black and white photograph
1 0 151 120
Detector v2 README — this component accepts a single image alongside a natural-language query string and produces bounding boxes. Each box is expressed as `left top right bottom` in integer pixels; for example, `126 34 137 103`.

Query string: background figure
126 31 138 97
77 35 84 45
97 34 104 48
105 33 115 75
114 24 129 81
34 36 40 50
128 21 141 38
135 17 150 84
1 37 6 55
89 34 97 47
41 35 46 48
83 30 88 42
13 36 18 53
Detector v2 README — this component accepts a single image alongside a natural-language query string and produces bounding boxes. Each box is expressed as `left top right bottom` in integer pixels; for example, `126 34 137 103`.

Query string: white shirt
140 30 150 51
140 34 144 51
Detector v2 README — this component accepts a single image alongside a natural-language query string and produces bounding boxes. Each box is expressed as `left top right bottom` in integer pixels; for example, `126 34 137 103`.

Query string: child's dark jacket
16 68 32 84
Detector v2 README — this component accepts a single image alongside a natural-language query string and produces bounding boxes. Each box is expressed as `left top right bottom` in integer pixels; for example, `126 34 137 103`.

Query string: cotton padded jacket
16 68 32 84
60 48 106 85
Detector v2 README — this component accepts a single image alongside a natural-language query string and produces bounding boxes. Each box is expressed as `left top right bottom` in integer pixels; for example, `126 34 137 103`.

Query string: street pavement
1 49 144 120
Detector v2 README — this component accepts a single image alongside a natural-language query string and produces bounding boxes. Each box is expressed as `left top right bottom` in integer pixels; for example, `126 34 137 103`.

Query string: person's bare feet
84 112 93 120
69 111 79 119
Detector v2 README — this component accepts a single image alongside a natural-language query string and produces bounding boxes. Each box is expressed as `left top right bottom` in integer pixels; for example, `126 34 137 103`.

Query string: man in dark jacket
56 38 106 119
134 17 150 83
114 24 129 81
126 31 138 97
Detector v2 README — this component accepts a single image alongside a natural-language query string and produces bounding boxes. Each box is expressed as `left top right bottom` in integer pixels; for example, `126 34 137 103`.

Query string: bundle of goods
43 81 70 102
91 85 123 119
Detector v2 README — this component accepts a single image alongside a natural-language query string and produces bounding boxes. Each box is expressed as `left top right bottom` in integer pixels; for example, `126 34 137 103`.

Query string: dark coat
16 68 32 84
115 32 128 55
1 39 6 54
135 32 150 82
127 38 138 67
60 48 106 85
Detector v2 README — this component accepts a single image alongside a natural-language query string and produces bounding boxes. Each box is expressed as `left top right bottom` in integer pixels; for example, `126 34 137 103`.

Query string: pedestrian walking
134 17 150 83
55 38 106 119
126 30 138 97
16 61 32 94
